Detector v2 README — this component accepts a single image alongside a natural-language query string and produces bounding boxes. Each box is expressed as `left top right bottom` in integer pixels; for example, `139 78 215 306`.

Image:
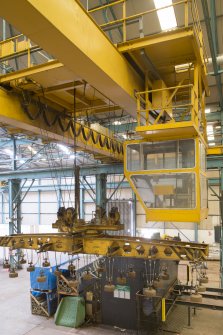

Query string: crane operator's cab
125 137 207 222
124 75 208 223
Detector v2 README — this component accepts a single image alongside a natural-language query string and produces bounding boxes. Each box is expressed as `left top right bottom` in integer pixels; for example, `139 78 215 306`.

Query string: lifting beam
0 233 209 262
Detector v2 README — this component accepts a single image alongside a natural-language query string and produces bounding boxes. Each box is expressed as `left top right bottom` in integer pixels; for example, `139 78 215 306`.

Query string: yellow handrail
87 0 125 13
100 0 186 29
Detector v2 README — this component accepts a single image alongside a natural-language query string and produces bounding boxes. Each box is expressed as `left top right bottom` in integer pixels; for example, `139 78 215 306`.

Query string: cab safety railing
136 83 203 130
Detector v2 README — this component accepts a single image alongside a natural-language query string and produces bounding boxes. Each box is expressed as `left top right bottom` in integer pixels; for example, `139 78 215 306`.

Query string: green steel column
220 168 223 288
194 223 198 242
96 174 107 210
210 0 219 55
8 178 21 268
8 137 22 268
132 192 136 236
9 137 21 235
8 179 21 235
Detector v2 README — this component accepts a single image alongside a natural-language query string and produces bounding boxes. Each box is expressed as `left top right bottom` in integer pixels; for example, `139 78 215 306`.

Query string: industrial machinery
0 167 211 328
53 205 122 233
0 0 223 332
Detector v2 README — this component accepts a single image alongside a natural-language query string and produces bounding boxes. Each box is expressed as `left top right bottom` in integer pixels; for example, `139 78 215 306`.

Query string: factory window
131 173 196 209
200 141 206 171
127 144 140 171
127 139 195 171
200 174 208 208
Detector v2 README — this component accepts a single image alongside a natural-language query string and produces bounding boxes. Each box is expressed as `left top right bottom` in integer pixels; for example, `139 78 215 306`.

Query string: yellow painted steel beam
76 105 121 117
0 88 124 161
34 81 84 94
0 0 143 117
117 29 195 53
207 146 223 156
0 60 63 83
35 91 111 113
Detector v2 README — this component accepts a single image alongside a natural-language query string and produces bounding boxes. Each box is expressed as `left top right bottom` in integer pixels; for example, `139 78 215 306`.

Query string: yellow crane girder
0 88 124 161
0 0 143 118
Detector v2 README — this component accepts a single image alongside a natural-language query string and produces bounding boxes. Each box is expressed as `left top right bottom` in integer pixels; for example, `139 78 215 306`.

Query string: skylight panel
154 0 177 31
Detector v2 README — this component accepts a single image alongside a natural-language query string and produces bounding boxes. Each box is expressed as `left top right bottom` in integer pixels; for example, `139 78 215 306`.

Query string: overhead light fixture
216 125 221 129
209 143 215 146
154 0 177 31
208 135 214 141
57 143 70 154
205 108 210 114
207 124 213 134
28 145 37 155
175 63 192 73
113 120 121 125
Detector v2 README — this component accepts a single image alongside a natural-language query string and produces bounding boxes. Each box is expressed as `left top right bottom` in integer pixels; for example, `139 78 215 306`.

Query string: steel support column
37 181 41 226
132 192 136 236
194 223 198 242
202 0 223 110
8 179 22 268
220 168 223 288
1 193 4 225
96 174 107 210
8 179 21 235
8 137 21 236
80 188 84 220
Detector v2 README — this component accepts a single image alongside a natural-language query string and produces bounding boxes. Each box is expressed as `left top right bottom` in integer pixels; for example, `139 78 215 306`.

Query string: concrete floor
0 262 222 335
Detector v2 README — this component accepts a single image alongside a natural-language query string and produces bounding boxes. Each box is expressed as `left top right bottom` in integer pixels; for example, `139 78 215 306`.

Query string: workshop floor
0 261 222 335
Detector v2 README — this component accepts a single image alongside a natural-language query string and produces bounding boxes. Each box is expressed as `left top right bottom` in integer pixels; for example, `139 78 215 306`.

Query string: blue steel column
80 188 84 219
57 189 62 209
8 137 22 267
96 174 107 210
38 190 41 225
1 192 4 224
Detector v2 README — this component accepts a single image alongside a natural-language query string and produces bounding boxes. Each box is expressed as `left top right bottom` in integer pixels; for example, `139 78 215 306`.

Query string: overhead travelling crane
0 0 143 117
0 1 210 243
0 0 222 329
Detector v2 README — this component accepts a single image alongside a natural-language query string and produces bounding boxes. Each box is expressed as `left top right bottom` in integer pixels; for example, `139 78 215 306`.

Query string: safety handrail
136 83 202 128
